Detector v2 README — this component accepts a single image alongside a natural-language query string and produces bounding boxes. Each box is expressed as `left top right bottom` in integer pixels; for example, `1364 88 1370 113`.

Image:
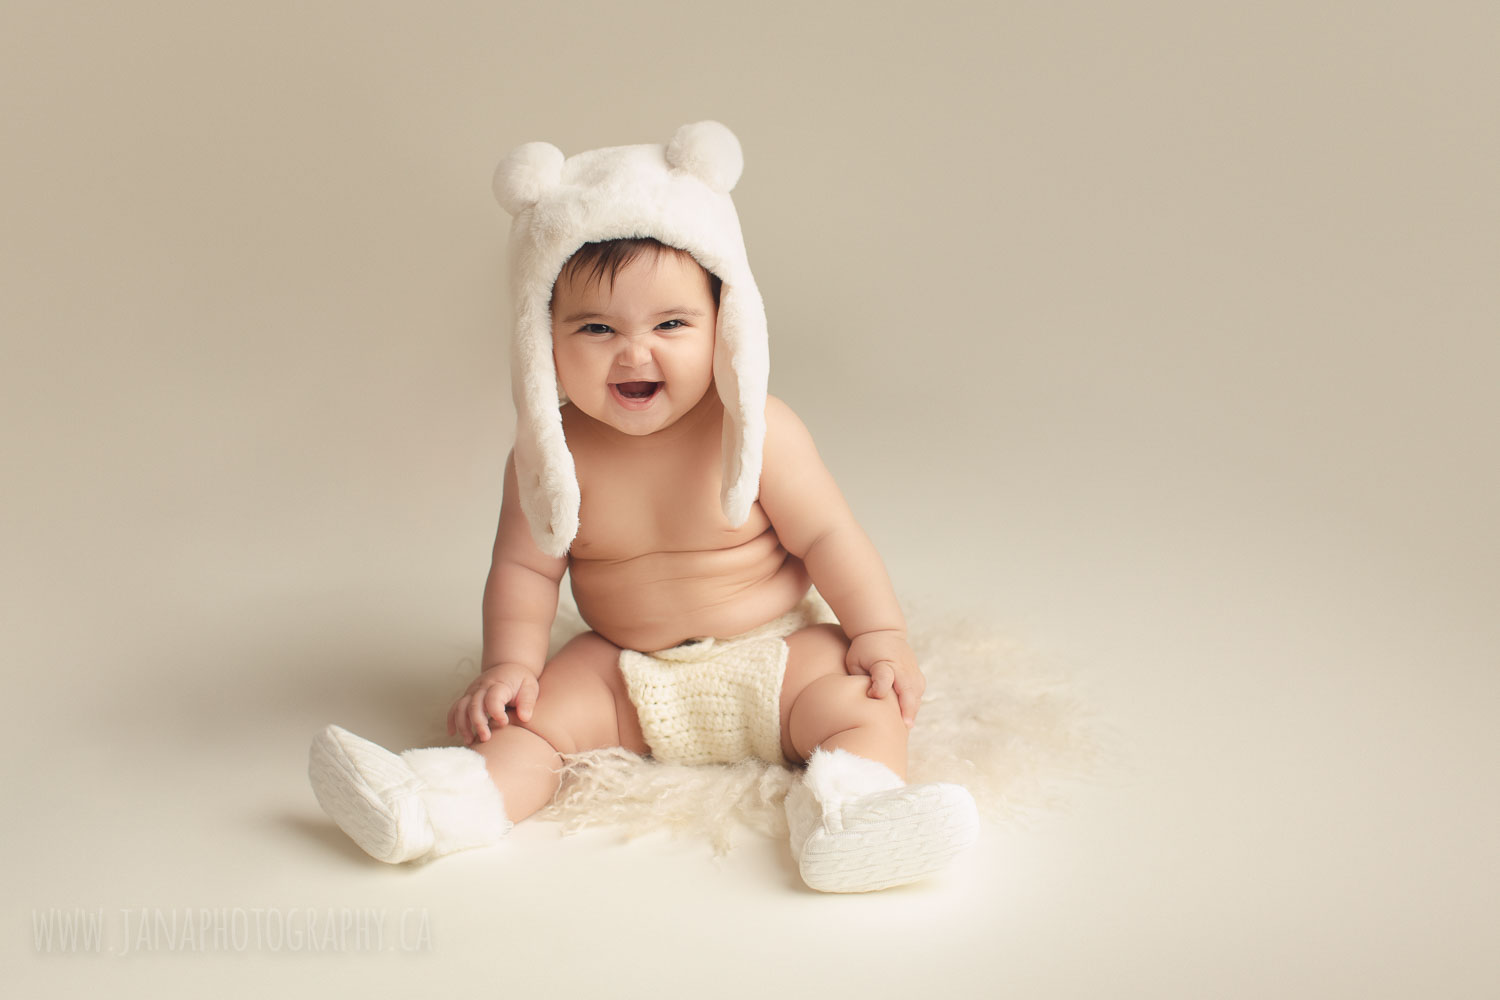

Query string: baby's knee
505 707 572 756
796 672 903 734
511 640 631 755
509 687 599 756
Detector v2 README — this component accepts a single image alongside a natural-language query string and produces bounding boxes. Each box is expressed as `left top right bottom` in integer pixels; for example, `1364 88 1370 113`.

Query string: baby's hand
446 662 540 744
844 630 925 728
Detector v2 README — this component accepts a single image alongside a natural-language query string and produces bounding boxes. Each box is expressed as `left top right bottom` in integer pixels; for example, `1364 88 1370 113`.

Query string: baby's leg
778 624 907 774
470 630 648 823
309 631 644 863
778 624 978 892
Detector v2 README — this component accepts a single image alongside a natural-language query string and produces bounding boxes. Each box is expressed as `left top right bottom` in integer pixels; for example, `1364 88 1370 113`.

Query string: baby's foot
786 748 979 893
308 724 510 864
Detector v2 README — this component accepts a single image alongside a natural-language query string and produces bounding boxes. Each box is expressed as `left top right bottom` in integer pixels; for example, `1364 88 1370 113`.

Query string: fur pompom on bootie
308 724 511 864
785 748 979 893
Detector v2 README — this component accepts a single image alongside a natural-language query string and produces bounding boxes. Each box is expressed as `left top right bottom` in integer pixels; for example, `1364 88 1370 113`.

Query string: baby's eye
580 323 614 335
657 319 684 330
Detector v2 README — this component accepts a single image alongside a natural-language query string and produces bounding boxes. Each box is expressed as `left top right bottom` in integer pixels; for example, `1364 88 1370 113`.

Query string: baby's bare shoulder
757 394 848 555
760 394 833 494
764 393 798 426
763 394 821 467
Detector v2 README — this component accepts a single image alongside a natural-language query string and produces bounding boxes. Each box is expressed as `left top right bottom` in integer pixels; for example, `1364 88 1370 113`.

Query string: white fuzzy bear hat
493 121 767 557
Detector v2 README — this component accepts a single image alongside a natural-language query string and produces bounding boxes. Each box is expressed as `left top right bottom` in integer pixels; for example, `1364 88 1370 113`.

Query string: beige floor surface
4 3 1496 997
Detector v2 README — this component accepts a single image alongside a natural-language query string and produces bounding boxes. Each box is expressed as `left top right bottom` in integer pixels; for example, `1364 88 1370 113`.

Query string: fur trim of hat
493 121 768 557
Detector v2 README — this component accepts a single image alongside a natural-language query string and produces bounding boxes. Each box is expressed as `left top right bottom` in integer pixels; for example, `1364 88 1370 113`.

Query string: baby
309 122 977 893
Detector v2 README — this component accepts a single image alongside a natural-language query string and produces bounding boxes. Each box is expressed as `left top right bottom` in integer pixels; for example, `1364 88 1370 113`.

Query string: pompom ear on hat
665 121 744 193
493 122 769 557
492 141 564 214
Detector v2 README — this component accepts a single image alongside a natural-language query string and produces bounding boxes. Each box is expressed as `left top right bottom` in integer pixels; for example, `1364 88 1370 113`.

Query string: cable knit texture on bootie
786 748 980 893
308 725 511 864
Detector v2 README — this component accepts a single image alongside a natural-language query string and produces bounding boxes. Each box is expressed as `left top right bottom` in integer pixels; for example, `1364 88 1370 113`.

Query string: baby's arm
758 397 925 726
446 451 568 744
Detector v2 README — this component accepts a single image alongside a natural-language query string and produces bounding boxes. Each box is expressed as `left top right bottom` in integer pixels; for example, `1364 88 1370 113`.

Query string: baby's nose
618 336 652 367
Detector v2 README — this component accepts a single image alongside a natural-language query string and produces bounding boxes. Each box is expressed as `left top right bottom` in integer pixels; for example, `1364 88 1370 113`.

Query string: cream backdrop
4 2 1496 998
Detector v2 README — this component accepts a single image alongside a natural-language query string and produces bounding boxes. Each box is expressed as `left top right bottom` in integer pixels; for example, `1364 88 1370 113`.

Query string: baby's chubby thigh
512 631 649 756
779 624 905 768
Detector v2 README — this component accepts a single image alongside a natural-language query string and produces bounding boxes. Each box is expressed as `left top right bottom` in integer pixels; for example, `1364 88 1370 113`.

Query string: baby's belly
568 533 812 652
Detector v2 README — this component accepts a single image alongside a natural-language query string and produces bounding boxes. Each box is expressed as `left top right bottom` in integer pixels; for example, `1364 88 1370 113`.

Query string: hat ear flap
493 141 565 215
665 121 743 193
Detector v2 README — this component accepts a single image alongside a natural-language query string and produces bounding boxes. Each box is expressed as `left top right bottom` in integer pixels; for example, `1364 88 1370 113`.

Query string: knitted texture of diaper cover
619 593 835 765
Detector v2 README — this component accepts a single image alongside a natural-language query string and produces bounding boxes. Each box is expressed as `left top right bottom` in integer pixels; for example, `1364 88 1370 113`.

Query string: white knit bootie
308 724 512 864
785 748 980 893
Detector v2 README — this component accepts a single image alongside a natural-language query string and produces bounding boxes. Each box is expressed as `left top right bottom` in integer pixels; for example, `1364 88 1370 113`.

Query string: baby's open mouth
613 381 662 400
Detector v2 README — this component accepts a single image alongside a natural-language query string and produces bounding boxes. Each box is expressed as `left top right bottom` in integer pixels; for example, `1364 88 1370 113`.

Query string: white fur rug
502 598 1108 855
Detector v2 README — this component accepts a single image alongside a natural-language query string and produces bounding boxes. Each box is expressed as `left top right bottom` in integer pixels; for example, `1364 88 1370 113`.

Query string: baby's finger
895 682 921 727
899 670 928 724
513 676 539 723
451 700 475 742
469 691 500 743
482 684 514 730
865 661 895 699
451 695 475 743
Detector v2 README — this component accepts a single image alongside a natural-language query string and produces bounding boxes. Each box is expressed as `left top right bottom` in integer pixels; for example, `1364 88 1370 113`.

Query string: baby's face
551 248 718 437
